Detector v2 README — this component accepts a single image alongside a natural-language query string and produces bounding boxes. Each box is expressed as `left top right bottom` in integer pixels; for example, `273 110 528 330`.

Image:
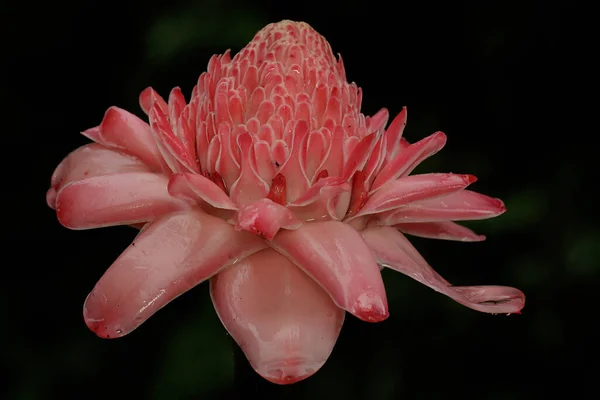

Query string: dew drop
116 329 123 334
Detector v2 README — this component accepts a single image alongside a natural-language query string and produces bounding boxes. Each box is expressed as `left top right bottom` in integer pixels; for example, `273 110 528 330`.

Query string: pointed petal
378 190 506 224
396 221 486 242
56 172 189 229
270 221 388 322
362 227 525 314
82 106 167 172
167 172 238 210
83 210 267 338
368 108 389 134
350 173 476 219
48 144 150 209
384 107 407 161
372 131 446 192
210 249 345 384
236 198 302 240
139 87 168 116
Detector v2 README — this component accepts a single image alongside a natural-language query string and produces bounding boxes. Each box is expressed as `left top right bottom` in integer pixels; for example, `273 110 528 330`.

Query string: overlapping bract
47 20 524 385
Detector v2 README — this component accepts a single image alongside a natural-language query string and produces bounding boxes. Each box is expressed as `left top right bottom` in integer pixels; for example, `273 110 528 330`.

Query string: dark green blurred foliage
3 0 594 399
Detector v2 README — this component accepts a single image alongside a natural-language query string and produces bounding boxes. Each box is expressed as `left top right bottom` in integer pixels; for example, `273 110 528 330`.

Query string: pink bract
47 20 525 385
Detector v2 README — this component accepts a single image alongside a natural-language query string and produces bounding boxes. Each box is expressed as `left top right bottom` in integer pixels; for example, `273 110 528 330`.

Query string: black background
3 0 594 399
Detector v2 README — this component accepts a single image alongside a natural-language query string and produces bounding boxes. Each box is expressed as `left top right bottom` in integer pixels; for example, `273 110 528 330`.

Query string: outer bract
47 20 525 385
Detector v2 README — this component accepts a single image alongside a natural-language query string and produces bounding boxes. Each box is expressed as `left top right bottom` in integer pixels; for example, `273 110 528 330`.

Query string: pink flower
47 20 525 384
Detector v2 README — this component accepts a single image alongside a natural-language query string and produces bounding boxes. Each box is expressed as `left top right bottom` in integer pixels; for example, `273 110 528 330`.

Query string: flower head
47 20 525 384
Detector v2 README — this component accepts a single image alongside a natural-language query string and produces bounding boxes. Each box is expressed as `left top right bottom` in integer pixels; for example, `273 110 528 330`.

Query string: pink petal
362 227 525 314
372 131 447 193
82 106 167 172
384 107 408 162
270 221 388 322
287 176 351 221
83 210 267 338
278 121 310 202
149 103 198 173
350 173 476 219
377 190 506 224
396 221 486 242
236 198 303 240
229 132 270 206
55 172 189 229
368 108 389 134
47 144 150 209
167 172 238 210
139 87 168 116
210 249 345 384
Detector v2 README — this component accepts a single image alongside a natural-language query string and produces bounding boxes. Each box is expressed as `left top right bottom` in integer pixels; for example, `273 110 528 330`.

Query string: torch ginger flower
46 20 525 384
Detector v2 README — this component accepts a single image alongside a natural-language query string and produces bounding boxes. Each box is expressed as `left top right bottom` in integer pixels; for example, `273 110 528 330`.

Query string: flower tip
259 358 320 385
465 174 478 185
83 292 126 339
353 292 389 323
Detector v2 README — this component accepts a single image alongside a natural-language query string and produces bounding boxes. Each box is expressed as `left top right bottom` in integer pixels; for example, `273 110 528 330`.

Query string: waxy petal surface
83 210 267 338
270 221 388 322
56 172 189 229
47 144 149 209
211 249 345 384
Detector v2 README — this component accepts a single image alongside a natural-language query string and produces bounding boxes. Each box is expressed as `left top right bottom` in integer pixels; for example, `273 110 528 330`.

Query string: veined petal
82 106 167 172
270 221 388 322
56 172 189 229
167 172 238 210
349 173 476 219
396 221 486 242
362 227 525 314
377 190 506 224
210 249 345 385
47 144 150 209
83 210 267 338
236 198 302 240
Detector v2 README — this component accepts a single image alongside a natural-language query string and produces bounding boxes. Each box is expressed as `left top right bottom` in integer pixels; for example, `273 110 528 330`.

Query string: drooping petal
362 227 525 314
270 221 388 322
236 198 303 240
396 221 486 242
81 106 167 172
55 172 190 229
83 210 267 338
210 249 345 384
47 144 150 209
349 173 476 219
376 190 506 224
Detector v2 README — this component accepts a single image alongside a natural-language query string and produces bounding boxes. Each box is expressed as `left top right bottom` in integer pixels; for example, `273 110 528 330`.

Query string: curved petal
396 221 486 242
378 190 506 225
362 227 525 314
56 172 189 229
82 106 167 172
47 144 150 209
270 221 388 322
210 249 345 384
83 210 267 338
350 173 476 219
